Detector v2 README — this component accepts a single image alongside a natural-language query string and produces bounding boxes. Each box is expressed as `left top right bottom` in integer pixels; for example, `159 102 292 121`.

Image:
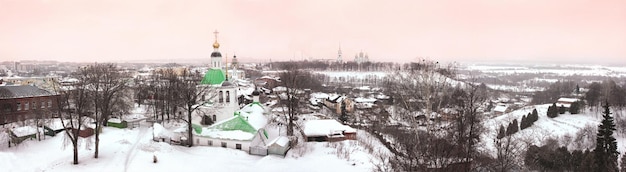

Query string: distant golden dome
213 41 220 49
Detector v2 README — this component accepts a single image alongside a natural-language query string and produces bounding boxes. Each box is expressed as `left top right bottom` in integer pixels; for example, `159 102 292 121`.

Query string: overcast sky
1 0 625 64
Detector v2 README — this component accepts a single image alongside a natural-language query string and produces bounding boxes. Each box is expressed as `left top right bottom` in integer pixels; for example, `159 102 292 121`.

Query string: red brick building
0 85 59 125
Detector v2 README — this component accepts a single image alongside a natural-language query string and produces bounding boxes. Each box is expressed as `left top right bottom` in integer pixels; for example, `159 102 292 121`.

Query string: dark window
219 91 224 103
235 143 242 150
208 140 213 146
226 91 230 103
221 142 227 148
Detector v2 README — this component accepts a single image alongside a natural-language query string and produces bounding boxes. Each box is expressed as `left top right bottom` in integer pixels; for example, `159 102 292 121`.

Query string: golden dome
213 41 220 49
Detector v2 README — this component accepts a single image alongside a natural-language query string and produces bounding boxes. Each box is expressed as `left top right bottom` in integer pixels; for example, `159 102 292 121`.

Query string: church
191 30 289 156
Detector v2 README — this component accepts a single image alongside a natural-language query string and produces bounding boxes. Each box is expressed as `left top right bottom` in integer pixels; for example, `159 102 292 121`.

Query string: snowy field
465 64 626 77
0 108 384 172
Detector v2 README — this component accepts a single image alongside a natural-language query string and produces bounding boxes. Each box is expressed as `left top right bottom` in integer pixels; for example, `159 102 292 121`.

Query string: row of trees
520 109 539 130
497 109 539 139
56 64 218 165
54 64 133 164
585 80 626 110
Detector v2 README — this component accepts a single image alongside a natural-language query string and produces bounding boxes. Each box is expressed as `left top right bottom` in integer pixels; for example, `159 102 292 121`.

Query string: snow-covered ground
1 110 382 172
480 104 626 157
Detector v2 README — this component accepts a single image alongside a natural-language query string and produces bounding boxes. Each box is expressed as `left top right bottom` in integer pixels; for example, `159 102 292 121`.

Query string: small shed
71 127 95 138
107 118 128 128
267 136 290 156
556 98 579 108
493 104 509 116
43 118 69 136
10 126 42 144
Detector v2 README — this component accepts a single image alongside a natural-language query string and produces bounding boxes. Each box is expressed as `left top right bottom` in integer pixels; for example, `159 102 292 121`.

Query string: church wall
194 136 252 152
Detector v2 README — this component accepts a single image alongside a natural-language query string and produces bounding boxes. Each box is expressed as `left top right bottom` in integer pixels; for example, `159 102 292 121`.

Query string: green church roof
205 115 257 134
200 68 225 85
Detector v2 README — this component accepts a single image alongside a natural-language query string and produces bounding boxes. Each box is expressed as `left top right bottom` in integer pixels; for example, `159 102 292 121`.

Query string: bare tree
53 73 93 165
174 69 217 147
490 133 524 171
277 66 322 137
81 63 131 158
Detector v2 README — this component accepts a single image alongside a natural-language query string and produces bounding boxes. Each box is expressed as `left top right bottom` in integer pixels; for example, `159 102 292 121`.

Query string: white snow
269 136 290 147
108 118 122 123
199 129 255 140
11 126 41 137
481 104 604 157
46 118 68 131
1 122 378 172
354 97 377 103
303 119 356 137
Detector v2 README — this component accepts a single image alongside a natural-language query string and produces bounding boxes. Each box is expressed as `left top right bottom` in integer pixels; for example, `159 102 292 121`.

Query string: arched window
219 91 223 103
226 91 230 103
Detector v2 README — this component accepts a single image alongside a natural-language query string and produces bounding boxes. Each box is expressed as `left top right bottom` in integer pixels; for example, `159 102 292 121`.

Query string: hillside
480 104 620 157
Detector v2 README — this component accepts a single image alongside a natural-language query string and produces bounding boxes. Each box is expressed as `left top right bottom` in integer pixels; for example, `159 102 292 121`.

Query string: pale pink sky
1 0 625 64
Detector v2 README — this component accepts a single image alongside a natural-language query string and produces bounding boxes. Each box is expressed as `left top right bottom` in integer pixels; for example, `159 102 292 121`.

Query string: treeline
531 81 577 104
532 79 626 109
585 80 626 109
269 61 396 71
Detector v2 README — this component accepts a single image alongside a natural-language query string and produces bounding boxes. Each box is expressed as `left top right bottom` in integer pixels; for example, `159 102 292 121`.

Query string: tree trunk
94 130 100 158
187 108 193 147
73 142 79 164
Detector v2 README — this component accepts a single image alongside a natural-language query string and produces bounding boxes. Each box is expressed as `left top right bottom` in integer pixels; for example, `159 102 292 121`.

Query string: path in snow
124 124 149 172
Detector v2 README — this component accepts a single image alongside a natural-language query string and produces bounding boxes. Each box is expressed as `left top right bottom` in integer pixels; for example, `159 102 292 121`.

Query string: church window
226 91 231 103
219 91 224 103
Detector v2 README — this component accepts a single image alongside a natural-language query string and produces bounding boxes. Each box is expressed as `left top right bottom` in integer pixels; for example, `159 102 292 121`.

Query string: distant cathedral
354 50 369 64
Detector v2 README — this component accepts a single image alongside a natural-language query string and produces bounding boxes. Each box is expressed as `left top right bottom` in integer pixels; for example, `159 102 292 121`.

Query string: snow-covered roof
268 136 290 147
557 98 579 103
375 94 390 100
355 86 370 91
11 126 41 137
46 118 68 131
311 92 329 99
273 86 287 92
493 104 508 113
555 103 572 108
196 103 268 140
108 118 123 123
354 97 377 103
0 85 53 99
303 119 356 137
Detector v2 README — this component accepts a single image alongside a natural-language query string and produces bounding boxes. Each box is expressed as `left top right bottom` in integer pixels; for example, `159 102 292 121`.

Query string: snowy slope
480 104 602 156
